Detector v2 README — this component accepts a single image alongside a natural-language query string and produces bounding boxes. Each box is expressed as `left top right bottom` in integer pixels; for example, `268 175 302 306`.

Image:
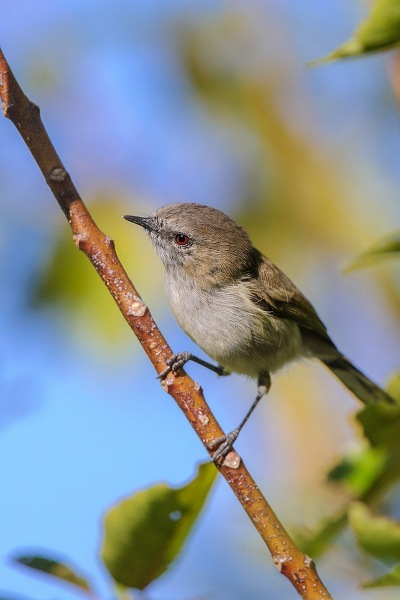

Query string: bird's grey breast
164 271 303 377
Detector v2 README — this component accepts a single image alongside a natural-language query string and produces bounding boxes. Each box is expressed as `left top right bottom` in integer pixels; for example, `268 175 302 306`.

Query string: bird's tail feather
322 355 394 406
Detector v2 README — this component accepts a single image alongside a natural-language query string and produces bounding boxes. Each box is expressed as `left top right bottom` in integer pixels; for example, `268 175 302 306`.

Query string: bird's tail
322 355 394 406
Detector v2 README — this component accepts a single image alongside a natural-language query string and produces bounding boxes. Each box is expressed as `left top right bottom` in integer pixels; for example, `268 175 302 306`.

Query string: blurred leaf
33 197 163 348
387 371 400 401
349 502 400 564
294 510 348 559
298 377 400 559
181 13 380 261
101 462 217 589
363 563 400 587
357 373 400 452
357 400 400 450
328 446 387 496
346 230 400 271
312 0 400 64
356 388 400 491
14 554 93 593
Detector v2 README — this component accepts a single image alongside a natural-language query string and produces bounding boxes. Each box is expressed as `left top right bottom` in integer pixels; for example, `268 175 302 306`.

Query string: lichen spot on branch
49 167 67 182
91 251 106 270
127 296 147 317
73 232 86 250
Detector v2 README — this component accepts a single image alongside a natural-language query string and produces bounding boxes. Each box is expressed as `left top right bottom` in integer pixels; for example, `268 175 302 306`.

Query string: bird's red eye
175 233 190 246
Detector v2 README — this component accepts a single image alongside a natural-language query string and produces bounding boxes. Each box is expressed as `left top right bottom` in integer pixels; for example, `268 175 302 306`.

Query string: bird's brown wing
247 251 331 341
246 254 394 405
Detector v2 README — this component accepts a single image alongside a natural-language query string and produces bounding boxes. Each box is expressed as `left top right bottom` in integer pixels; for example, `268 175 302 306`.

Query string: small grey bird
124 203 394 461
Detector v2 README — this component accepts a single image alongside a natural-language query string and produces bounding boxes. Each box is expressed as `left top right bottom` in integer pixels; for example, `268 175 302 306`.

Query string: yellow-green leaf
101 462 217 589
349 502 400 564
312 0 400 64
14 554 93 593
33 197 163 349
387 372 400 401
357 401 400 450
294 510 348 559
355 388 400 492
363 563 400 587
346 230 400 271
328 445 387 496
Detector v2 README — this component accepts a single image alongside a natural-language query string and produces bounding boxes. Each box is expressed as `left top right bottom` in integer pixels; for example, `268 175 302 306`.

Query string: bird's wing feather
246 252 331 341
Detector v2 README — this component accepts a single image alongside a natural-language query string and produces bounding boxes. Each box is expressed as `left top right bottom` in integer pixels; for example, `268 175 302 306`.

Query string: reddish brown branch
0 48 333 600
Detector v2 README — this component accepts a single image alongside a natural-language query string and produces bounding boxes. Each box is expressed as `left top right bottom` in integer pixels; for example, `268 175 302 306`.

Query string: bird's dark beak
123 215 155 232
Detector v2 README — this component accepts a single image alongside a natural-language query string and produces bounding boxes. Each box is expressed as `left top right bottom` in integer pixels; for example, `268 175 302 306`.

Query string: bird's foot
158 352 192 379
158 353 229 379
208 428 240 463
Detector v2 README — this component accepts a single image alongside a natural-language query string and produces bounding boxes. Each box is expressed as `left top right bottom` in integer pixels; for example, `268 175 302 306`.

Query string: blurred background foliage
1 1 400 599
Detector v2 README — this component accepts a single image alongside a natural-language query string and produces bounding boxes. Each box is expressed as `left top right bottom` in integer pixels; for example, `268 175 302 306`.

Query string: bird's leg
209 373 271 464
158 351 229 379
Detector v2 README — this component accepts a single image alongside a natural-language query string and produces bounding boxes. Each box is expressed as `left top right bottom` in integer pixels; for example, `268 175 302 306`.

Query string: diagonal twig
0 47 333 600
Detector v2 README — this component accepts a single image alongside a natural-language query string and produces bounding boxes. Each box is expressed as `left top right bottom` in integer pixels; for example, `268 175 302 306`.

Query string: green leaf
296 376 400 560
357 401 400 450
349 502 400 564
356 395 400 490
328 445 387 496
312 0 400 64
294 510 348 559
101 462 217 589
33 198 163 348
346 230 400 271
363 563 400 587
14 554 93 593
387 372 400 402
